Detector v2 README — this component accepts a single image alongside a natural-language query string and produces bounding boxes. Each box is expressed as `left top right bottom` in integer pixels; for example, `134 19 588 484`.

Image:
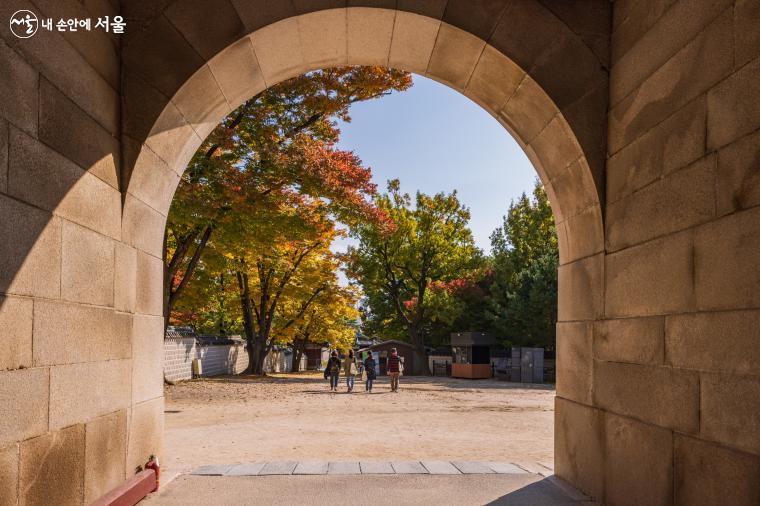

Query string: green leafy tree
423 269 494 346
347 180 481 373
486 180 558 348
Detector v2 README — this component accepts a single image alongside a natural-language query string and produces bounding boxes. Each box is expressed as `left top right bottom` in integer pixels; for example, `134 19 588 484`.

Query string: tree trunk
413 345 428 375
251 341 269 375
292 340 302 373
244 337 267 376
236 270 260 375
292 338 307 372
246 339 257 375
218 273 227 336
408 325 428 375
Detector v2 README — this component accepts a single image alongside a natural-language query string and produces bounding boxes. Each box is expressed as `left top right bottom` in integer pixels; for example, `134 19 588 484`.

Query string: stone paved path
188 460 554 477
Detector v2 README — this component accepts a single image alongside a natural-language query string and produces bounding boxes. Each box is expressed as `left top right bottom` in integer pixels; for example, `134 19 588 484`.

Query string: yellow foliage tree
284 281 360 371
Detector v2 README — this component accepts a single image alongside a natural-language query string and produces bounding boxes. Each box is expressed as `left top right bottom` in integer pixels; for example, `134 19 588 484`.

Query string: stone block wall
196 343 249 377
163 338 249 382
555 1 760 504
163 337 196 382
0 0 163 504
0 1 757 504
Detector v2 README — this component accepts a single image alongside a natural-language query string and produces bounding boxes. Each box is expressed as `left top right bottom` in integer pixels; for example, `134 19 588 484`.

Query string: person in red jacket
387 348 402 392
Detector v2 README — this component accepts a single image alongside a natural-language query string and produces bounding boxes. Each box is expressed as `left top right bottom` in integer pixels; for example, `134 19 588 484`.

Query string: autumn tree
286 284 359 372
170 245 239 335
486 180 558 348
164 67 412 328
225 184 348 374
235 249 330 374
347 180 481 374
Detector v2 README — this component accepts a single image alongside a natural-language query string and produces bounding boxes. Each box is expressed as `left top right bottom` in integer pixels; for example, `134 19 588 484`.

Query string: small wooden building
359 340 416 375
303 344 327 370
451 332 496 379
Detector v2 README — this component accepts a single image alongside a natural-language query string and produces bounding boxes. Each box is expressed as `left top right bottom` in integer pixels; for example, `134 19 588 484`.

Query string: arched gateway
0 1 757 504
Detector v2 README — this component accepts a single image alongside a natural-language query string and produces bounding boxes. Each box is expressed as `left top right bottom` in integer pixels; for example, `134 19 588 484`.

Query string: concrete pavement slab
327 461 361 475
258 461 297 475
391 461 428 474
488 462 528 474
452 461 495 474
359 461 395 474
226 463 266 476
421 460 462 474
293 461 329 475
515 460 554 477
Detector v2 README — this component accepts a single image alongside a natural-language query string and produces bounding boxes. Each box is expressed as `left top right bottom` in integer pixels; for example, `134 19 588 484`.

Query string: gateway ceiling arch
122 8 605 266
0 1 758 505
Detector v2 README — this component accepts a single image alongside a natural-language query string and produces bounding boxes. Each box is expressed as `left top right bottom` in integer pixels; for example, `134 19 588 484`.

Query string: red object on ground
90 469 157 506
145 455 160 491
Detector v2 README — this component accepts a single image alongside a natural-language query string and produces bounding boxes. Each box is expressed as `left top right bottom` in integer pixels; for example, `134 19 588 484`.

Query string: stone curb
190 460 547 477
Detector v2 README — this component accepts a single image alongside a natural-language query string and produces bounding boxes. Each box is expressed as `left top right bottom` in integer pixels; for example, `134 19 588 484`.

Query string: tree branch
168 225 213 309
267 242 321 320
166 228 200 278
204 94 262 159
282 285 326 331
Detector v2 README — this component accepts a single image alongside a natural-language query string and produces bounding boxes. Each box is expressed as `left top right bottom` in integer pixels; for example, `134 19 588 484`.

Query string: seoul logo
9 10 38 38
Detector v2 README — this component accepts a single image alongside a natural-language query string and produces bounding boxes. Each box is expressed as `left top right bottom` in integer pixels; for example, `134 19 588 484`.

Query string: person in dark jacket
326 350 341 392
363 351 377 392
387 348 402 392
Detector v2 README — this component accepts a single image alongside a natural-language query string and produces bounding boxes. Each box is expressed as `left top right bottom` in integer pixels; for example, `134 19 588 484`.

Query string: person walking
343 349 358 392
357 358 364 381
387 348 402 392
363 351 376 393
326 351 341 392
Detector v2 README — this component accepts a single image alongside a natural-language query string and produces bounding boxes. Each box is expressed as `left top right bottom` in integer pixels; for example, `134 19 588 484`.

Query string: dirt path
163 373 555 474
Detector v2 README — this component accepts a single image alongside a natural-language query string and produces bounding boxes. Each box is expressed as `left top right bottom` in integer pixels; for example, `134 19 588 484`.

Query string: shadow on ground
485 477 593 505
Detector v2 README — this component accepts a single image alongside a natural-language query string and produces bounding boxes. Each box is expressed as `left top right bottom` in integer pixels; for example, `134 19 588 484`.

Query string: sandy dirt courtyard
163 373 555 474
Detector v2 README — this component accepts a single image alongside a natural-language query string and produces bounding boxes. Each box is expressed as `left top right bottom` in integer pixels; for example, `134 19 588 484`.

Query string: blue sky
332 74 538 255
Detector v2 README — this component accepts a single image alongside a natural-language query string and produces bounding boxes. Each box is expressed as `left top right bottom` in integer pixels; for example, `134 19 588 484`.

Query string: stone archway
1 1 758 505
122 3 606 499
